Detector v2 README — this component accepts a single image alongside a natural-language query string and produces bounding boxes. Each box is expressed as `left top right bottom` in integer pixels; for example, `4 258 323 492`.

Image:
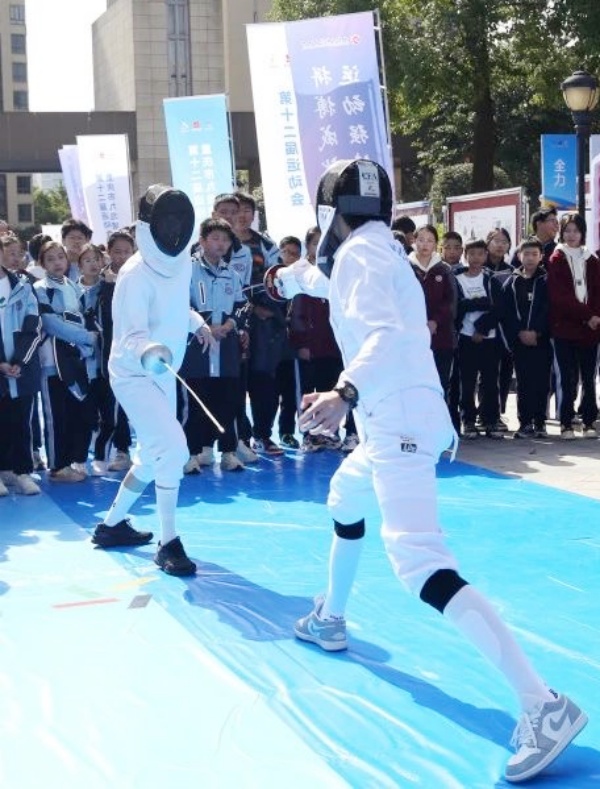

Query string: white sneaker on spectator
71 462 88 477
108 451 132 471
196 446 215 466
183 456 200 475
0 477 8 496
341 433 359 453
91 459 108 476
220 451 244 472
50 467 86 483
15 474 41 495
0 470 19 486
236 439 259 464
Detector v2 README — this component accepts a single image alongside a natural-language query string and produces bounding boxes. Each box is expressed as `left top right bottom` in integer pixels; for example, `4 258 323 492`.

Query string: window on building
0 176 7 219
167 0 191 97
11 34 26 54
12 62 27 83
16 176 31 195
13 90 29 111
18 203 33 224
10 5 26 23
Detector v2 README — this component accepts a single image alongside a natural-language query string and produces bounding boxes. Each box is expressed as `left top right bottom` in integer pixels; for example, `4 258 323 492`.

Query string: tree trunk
462 1 496 192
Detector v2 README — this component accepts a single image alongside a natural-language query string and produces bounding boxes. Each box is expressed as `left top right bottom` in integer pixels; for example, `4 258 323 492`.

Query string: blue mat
1 452 598 788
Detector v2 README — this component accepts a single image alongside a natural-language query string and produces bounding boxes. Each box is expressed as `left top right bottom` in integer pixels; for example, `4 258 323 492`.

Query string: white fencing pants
111 375 188 489
328 387 459 597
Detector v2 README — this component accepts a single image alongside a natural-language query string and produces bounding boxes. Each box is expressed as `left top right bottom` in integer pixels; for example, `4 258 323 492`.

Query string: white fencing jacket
108 221 204 382
278 220 442 414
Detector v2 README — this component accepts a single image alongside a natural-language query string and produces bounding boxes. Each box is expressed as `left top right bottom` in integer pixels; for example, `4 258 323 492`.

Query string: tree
269 0 600 201
33 185 70 226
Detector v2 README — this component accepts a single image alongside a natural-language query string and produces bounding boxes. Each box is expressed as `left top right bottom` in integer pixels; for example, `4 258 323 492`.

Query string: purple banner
284 12 392 205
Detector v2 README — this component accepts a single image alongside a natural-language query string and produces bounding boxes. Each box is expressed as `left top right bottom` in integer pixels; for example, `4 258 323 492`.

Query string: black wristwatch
333 381 359 409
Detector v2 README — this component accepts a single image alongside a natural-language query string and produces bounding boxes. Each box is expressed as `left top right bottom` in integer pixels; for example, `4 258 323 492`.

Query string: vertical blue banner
283 12 392 209
163 95 235 231
540 134 577 210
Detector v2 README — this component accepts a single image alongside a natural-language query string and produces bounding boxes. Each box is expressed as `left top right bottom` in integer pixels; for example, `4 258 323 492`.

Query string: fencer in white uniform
276 159 586 784
92 185 212 576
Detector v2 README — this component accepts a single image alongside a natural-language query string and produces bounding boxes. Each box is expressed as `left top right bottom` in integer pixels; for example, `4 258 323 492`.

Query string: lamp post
561 69 599 218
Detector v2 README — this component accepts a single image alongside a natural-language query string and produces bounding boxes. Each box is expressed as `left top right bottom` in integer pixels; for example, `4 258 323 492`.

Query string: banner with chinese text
163 94 235 235
247 12 392 242
58 145 89 226
75 134 133 244
540 134 577 211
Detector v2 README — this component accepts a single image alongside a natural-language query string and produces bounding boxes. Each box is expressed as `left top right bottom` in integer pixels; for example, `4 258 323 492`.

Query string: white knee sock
156 484 179 546
320 536 364 620
444 585 554 712
104 471 147 526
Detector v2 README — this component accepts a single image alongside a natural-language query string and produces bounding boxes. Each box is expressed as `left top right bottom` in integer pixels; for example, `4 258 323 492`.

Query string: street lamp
561 69 599 217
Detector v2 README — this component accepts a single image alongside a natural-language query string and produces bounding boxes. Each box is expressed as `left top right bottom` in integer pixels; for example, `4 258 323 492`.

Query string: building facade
92 0 272 198
0 0 33 227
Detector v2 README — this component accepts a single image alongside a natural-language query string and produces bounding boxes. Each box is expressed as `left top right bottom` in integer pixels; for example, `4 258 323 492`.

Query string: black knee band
420 569 469 614
334 518 365 540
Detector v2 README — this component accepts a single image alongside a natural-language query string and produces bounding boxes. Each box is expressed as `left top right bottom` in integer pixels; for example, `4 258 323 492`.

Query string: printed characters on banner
540 135 577 211
75 135 133 245
163 95 235 235
247 11 393 242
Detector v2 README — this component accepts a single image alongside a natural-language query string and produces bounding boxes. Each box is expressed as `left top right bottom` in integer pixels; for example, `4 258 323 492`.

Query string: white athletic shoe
236 440 258 464
505 693 587 783
15 474 41 495
91 459 108 476
71 462 88 477
0 470 19 486
108 451 132 471
183 456 200 475
0 477 8 496
196 447 215 466
220 451 245 472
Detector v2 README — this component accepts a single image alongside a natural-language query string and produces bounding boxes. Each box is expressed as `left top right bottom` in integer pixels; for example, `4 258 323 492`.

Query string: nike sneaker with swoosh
505 692 588 782
294 597 347 651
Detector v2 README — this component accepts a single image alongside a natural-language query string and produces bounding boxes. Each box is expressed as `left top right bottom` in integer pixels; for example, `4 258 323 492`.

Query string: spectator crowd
1 199 599 499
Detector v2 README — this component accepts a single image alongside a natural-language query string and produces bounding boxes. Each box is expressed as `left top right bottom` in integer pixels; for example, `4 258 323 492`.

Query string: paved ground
456 393 600 500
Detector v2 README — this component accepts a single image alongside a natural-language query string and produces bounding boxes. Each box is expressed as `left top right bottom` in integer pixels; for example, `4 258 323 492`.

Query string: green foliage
269 0 600 204
429 163 511 218
33 185 70 226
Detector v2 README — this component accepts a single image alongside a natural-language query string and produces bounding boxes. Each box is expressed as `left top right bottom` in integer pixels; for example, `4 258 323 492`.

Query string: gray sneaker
294 597 347 652
505 693 587 783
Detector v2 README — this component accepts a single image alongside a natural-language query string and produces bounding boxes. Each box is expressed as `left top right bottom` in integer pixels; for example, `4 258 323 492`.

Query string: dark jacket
288 293 340 359
455 268 498 337
409 256 455 350
546 247 600 346
499 267 549 349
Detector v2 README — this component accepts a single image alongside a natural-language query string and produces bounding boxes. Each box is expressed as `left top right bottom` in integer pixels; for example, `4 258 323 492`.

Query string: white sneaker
49 466 86 483
582 427 598 439
341 433 359 453
71 462 88 477
0 477 8 496
0 470 19 486
15 474 41 495
220 451 245 472
560 428 576 440
505 693 587 783
236 439 258 464
108 451 132 471
183 455 200 475
196 446 215 466
91 459 108 476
